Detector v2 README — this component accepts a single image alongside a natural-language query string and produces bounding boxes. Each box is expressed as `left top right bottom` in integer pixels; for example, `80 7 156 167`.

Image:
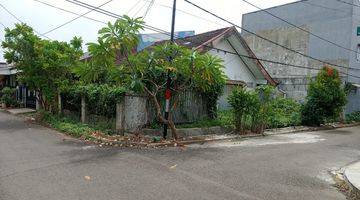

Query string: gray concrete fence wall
74 91 209 134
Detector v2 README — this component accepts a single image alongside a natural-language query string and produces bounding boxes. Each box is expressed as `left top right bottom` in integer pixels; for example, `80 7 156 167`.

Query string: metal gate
25 88 36 109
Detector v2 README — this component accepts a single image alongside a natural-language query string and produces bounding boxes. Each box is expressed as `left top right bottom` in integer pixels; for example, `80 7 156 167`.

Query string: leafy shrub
228 87 260 133
268 98 301 128
228 85 302 134
301 66 347 126
346 111 360 123
1 87 18 107
252 85 276 133
63 84 126 118
217 110 234 128
39 111 94 138
176 110 234 129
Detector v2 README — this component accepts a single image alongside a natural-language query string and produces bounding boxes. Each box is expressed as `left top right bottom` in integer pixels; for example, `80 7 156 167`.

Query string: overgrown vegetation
2 17 226 140
5 16 349 141
176 111 233 129
176 94 302 131
227 85 302 134
63 84 126 118
346 111 360 123
37 110 119 137
301 66 347 126
38 111 94 139
228 87 260 134
0 87 18 107
2 24 83 111
126 44 226 139
268 97 301 128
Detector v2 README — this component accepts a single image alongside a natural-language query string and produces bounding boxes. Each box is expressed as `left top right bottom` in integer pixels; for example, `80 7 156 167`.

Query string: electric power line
0 21 6 29
133 0 149 17
4 0 360 80
34 0 106 24
300 0 360 20
141 0 224 27
0 3 51 39
126 0 142 15
40 0 114 36
33 0 167 42
241 0 359 55
66 0 360 79
64 0 360 79
336 0 360 8
142 0 155 19
301 0 351 13
65 0 170 34
183 0 360 72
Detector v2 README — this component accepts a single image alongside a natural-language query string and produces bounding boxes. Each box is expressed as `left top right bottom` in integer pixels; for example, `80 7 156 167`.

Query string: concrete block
123 95 148 133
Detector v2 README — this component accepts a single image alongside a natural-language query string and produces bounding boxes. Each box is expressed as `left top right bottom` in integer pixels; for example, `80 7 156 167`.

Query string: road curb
344 161 360 199
3 110 360 148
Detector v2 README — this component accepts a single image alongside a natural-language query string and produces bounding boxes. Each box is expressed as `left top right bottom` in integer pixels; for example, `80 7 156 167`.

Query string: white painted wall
209 38 264 110
208 39 257 87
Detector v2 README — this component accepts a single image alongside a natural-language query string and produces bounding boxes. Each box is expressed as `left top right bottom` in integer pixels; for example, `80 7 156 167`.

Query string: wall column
58 92 62 115
116 101 125 135
81 95 86 123
35 91 41 110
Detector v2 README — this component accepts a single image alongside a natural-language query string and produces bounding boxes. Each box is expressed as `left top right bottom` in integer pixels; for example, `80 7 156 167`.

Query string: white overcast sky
0 0 297 62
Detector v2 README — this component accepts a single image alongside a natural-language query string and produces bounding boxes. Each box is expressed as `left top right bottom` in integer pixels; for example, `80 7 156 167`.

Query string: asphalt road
0 111 360 200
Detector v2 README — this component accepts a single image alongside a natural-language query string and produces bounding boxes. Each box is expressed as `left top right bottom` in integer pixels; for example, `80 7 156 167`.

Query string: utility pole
163 0 177 139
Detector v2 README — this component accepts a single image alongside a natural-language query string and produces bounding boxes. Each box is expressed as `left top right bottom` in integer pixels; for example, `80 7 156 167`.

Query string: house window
357 45 360 61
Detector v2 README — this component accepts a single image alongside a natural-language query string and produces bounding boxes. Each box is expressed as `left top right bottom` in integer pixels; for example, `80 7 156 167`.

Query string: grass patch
40 112 94 139
176 110 233 129
346 111 360 123
33 111 117 139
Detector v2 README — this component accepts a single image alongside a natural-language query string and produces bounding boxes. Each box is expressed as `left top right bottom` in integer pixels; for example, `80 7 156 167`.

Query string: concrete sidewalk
4 108 36 115
344 162 360 198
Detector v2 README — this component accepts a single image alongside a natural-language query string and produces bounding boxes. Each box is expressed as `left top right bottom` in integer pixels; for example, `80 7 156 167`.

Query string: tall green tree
1 23 83 111
301 66 347 126
126 43 226 139
70 16 226 139
73 16 144 84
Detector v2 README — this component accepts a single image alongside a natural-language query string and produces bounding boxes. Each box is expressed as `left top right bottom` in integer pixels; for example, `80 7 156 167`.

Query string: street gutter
2 109 360 148
344 161 360 199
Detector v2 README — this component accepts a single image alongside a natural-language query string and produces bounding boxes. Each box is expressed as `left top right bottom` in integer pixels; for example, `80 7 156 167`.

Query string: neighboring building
137 31 194 51
81 31 195 61
242 0 360 113
154 26 277 110
0 62 36 109
0 62 17 88
347 83 360 114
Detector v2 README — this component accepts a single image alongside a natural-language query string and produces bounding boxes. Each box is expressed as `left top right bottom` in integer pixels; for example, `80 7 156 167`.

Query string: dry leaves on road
169 164 177 170
84 176 91 181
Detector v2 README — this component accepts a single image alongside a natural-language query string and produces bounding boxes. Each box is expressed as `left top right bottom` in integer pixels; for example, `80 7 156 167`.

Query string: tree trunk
37 91 45 110
168 115 178 140
147 92 178 140
58 92 62 115
339 109 345 124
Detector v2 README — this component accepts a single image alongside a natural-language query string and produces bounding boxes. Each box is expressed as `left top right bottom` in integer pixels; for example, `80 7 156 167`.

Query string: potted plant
1 87 17 108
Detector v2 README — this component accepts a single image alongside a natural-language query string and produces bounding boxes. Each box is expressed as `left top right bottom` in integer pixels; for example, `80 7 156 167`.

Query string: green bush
228 87 260 133
346 111 360 123
1 87 17 107
176 110 233 129
301 66 347 126
268 98 301 128
228 85 302 134
63 84 126 118
40 111 94 138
